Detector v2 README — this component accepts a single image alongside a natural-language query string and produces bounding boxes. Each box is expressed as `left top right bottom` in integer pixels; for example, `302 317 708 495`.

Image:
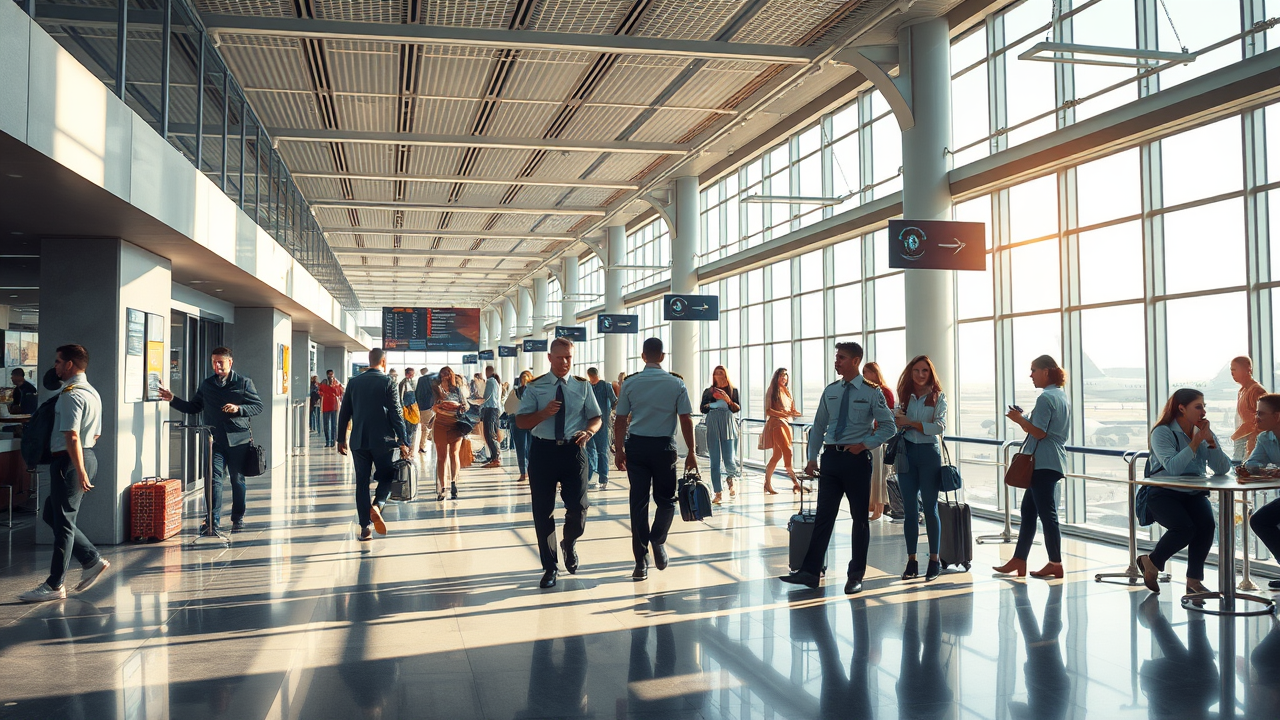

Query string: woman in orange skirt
431 366 471 502
761 368 804 494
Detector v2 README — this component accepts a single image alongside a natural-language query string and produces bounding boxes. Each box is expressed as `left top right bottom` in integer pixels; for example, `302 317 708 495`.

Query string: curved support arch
637 192 677 242
831 45 915 132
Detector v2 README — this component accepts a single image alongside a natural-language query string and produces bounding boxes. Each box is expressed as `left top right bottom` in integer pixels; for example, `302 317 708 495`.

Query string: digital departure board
382 307 481 351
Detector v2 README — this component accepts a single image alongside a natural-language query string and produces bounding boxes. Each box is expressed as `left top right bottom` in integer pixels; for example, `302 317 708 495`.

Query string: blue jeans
897 441 942 556
211 442 248 528
708 434 737 493
588 424 611 484
323 411 337 446
310 405 320 433
511 426 531 476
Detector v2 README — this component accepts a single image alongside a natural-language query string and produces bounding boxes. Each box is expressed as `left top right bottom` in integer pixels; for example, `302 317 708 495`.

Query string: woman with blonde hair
761 368 804 494
431 366 471 501
861 361 895 520
506 370 535 482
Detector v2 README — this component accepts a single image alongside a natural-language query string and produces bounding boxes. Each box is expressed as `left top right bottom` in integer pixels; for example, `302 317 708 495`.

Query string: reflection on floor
2 436 1279 719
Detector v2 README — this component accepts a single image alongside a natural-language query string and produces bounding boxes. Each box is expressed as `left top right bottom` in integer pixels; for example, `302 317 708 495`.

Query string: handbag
883 430 906 468
403 402 420 426
939 439 962 492
1004 452 1034 489
241 431 267 477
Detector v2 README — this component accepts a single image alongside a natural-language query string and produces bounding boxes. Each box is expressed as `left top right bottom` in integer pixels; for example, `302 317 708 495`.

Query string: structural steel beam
334 247 546 260
293 171 638 190
312 200 605 216
270 128 688 155
322 228 575 241
202 15 821 65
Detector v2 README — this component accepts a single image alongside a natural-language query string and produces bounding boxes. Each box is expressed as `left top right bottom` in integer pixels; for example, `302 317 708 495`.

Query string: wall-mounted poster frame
145 313 165 401
125 308 146 402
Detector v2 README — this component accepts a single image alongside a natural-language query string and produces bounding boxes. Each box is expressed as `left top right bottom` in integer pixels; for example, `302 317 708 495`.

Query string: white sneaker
75 558 111 593
18 583 66 603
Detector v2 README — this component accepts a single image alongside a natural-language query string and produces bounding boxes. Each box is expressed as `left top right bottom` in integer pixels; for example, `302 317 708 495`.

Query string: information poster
382 307 481 351
124 309 146 402
145 313 165 401
277 344 290 396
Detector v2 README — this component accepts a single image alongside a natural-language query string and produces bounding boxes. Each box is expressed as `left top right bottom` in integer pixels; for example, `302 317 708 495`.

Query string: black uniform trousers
353 447 397 529
528 438 590 571
626 435 679 561
801 447 873 579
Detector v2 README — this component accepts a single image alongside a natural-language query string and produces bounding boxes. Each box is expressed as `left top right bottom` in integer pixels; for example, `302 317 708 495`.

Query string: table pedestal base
1180 591 1275 617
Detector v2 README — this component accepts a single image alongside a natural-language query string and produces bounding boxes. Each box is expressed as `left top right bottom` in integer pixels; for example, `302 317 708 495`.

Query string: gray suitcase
937 491 973 571
786 481 827 573
390 459 416 502
695 420 709 457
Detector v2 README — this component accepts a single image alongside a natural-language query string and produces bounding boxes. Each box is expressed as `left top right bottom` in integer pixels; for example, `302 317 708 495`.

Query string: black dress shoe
925 559 942 582
779 570 821 589
539 569 558 588
844 578 863 594
1270 579 1280 590
902 558 918 580
652 543 669 571
561 541 579 574
632 559 648 581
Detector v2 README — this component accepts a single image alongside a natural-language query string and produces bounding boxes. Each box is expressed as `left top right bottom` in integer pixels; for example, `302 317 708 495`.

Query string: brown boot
992 557 1027 577
1029 562 1064 579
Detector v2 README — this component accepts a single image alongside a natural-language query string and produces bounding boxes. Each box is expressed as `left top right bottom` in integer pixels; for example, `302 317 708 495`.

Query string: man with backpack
19 345 109 603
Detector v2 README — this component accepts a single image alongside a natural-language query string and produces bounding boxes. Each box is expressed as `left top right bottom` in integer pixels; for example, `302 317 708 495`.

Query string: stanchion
1240 491 1258 591
166 421 228 547
977 441 1022 545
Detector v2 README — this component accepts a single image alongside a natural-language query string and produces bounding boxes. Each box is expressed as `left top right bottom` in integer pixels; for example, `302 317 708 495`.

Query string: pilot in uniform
517 337 602 589
781 341 895 594
615 337 697 581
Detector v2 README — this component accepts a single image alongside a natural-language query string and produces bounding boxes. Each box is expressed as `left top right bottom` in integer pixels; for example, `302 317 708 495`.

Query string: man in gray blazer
338 347 412 541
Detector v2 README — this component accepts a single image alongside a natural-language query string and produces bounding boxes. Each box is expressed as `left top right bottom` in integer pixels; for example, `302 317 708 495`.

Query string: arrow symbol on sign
619 322 632 327
693 304 710 311
937 239 966 254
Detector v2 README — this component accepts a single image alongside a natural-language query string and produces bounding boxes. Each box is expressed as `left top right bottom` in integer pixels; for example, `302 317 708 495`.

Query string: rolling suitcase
886 473 905 520
678 469 713 521
131 477 182 542
937 490 973 571
694 420 709 458
390 458 416 502
787 479 827 573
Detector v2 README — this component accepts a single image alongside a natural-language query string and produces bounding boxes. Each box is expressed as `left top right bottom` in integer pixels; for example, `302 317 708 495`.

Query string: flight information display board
382 307 481 351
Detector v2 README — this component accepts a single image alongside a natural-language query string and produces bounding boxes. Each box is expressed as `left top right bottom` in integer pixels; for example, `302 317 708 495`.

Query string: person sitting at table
1137 388 1231 598
1238 392 1280 590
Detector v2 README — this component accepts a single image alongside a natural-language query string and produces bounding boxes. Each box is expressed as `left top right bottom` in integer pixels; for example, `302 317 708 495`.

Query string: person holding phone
1136 389 1231 597
892 355 948 582
700 366 741 504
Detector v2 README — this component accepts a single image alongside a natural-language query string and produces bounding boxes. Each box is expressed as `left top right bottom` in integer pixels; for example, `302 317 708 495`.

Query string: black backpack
20 395 60 467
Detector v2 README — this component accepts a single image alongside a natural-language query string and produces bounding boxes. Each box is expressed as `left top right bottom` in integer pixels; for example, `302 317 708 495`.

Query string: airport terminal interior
4 0 1280 717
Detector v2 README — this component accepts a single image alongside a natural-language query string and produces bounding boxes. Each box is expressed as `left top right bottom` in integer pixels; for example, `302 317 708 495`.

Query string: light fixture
6 174 21 178
741 193 853 207
214 289 224 292
10 232 22 236
8 295 16 299
1018 41 1194 69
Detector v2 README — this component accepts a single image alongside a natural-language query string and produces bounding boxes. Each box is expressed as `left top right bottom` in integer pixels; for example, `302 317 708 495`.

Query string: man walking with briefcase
338 348 412 541
159 346 263 532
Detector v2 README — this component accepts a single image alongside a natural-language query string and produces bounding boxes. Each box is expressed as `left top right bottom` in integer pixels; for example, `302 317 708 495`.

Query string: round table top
1135 473 1280 493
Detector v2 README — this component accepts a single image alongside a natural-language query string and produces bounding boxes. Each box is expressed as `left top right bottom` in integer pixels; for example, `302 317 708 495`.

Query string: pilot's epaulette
530 373 547 383
862 377 881 389
624 372 641 381
573 375 587 382
670 372 683 380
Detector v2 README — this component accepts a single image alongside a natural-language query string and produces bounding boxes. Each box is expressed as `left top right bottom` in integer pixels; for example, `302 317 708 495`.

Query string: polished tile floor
2 436 1279 720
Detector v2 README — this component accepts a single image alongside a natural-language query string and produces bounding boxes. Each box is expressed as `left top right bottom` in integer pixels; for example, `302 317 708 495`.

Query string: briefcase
390 458 416 502
131 477 182 542
937 491 973 571
677 469 712 522
241 432 267 477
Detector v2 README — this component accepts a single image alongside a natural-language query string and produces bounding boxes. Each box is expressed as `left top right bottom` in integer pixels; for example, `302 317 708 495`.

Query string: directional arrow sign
598 314 640 334
888 220 986 271
555 326 587 342
522 339 548 353
663 294 719 322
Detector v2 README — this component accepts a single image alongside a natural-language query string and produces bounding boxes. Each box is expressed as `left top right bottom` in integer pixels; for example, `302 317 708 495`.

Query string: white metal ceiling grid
338 142 397 175
324 42 400 95
398 211 446 230
350 208 398 227
433 238 486 250
416 46 496 97
528 0 630 34
363 255 397 267
466 148 544 178
580 57 687 105
347 179 397 202
297 176 346 199
338 235 393 249
420 0 521 29
503 185 574 207
523 150 602 181
194 0 292 18
456 184 516 206
487 215 541 233
442 213 503 231
411 98 483 136
315 207 354 227
428 257 465 268
481 102 562 140
498 52 595 102
334 95 399 133
218 36 312 91
514 239 553 253
534 216 587 233
403 146 466 176
561 187 619 207
585 152 666 181
243 90 324 130
632 0 746 41
400 182 453 205
464 259 504 269
730 0 851 45
556 104 646 142
313 0 408 23
662 65 771 109
277 138 334 172
628 108 710 144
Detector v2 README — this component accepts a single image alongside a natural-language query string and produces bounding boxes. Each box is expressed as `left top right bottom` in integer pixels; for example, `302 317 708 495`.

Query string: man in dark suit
159 346 263 532
338 347 412 541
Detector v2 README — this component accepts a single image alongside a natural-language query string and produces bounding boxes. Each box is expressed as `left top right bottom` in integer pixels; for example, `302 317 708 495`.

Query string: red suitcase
131 478 182 542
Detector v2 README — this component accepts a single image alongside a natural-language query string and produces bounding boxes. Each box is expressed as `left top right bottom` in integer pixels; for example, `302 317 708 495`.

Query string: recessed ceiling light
189 280 207 284
8 295 16 299
10 232 22 236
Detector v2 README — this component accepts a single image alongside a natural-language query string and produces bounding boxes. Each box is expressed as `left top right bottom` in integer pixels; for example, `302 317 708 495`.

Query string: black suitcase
937 491 973 571
678 469 713 521
787 480 827 573
886 474 905 520
390 458 416 502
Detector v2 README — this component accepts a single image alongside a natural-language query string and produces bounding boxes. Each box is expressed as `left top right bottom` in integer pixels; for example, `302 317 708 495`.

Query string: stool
1 485 11 528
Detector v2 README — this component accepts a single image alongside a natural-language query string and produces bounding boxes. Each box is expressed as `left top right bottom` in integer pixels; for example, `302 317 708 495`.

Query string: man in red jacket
317 369 344 448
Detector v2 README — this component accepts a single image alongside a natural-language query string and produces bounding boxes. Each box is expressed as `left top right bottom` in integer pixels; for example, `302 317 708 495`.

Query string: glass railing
14 0 359 311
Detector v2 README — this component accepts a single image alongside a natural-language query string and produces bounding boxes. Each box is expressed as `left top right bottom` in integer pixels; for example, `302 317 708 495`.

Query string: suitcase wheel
962 562 971 571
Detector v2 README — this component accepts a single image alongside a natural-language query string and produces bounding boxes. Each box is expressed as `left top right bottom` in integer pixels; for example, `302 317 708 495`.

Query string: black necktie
554 382 566 441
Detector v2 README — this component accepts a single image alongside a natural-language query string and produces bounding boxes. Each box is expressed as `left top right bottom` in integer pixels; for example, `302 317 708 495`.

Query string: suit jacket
337 368 410 451
169 371 264 448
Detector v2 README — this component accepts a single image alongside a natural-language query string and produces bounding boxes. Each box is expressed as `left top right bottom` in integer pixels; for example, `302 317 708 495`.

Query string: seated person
1238 392 1280 590
1137 389 1231 599
9 368 36 415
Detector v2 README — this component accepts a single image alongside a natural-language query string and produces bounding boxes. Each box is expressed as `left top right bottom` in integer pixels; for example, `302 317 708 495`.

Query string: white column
604 225 626 383
671 175 700 392
900 18 955 392
516 285 532 376
500 296 516 382
532 275 549 377
560 256 579 329
478 311 490 373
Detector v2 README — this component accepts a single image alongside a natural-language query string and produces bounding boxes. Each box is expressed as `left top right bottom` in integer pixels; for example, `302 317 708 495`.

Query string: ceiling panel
501 51 595 102
632 0 743 41
297 176 345 199
664 64 771 109
218 36 312 91
347 179 397 202
506 185 572 207
245 90 324 130
487 215 541 232
402 182 454 204
334 95 399 133
326 41 400 95
731 0 850 45
482 102 561 139
278 141 335 174
586 153 666 181
340 142 398 175
420 0 521 28
456 184 512 205
469 148 540 178
587 57 686 105
349 208 398 228
195 0 294 17
313 0 408 23
557 104 643 142
418 46 495 98
528 0 630 33
411 97 483 136
628 108 709 144
404 146 467 176
400 211 447 230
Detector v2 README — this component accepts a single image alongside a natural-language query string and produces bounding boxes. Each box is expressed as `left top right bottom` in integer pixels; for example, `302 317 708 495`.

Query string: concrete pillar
290 331 311 405
604 225 626 384
236 308 293 471
531 275 549 377
900 18 955 392
671 175 700 392
560 256 579 329
500 296 515 383
516 285 532 377
323 346 347 383
38 239 172 544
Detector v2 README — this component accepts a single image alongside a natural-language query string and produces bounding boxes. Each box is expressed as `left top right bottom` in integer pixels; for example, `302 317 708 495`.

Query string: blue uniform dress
616 365 694 562
800 375 895 580
518 371 602 572
1243 431 1280 568
1146 422 1232 580
1013 386 1071 563
896 391 948 556
588 379 617 485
